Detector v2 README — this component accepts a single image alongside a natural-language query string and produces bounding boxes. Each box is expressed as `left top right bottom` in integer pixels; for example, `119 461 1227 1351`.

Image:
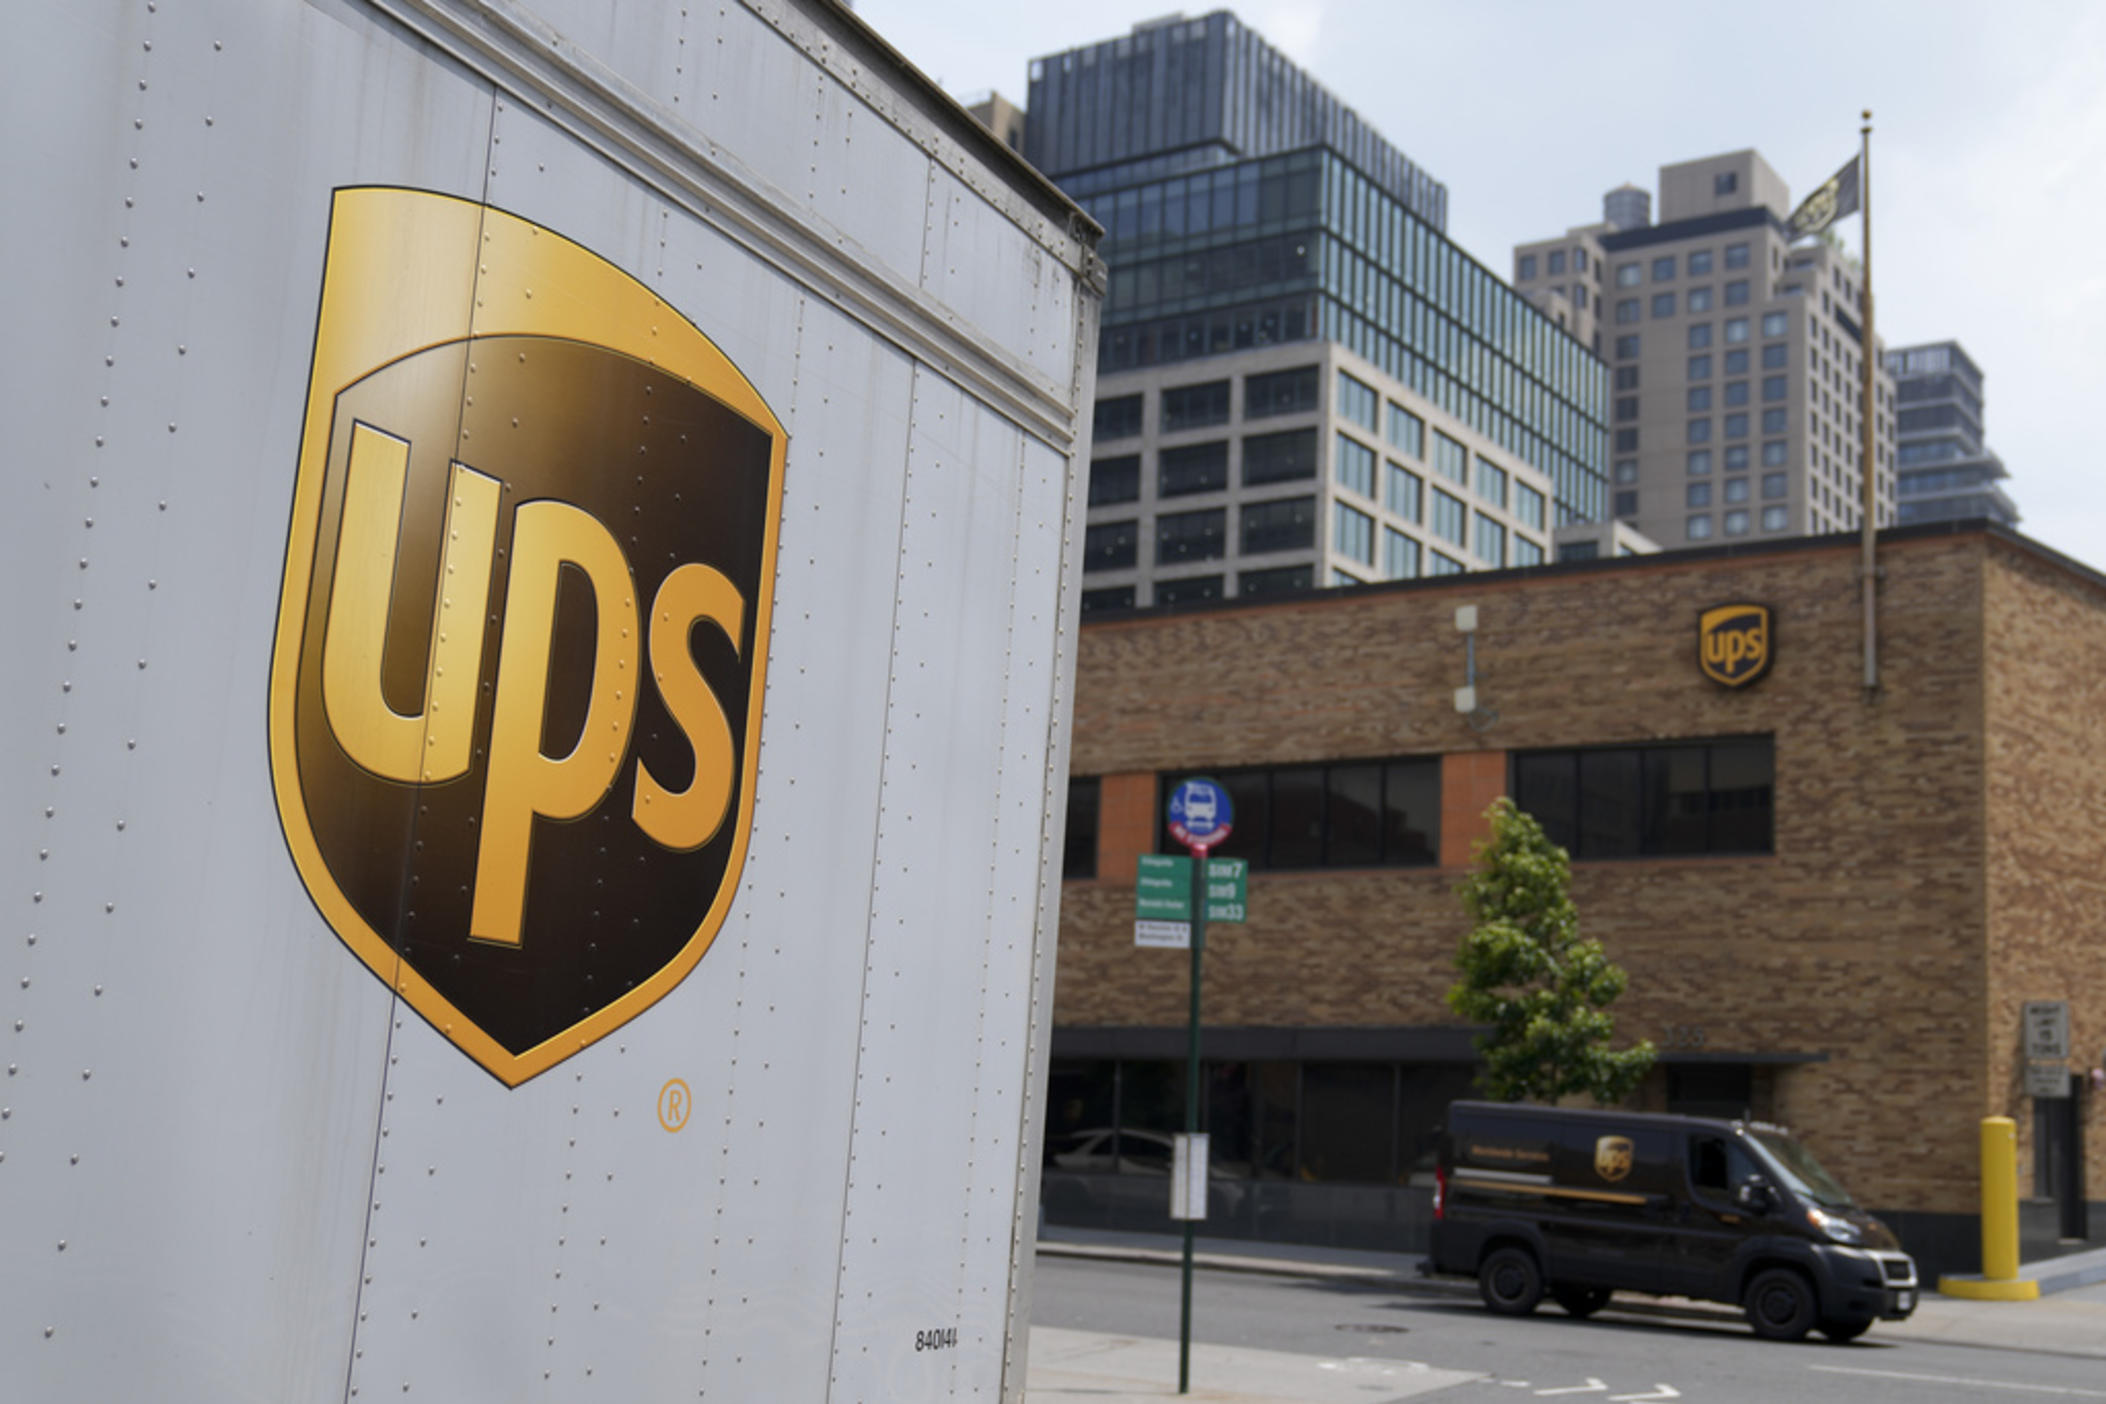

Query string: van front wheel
1743 1267 1817 1341
1478 1246 1543 1316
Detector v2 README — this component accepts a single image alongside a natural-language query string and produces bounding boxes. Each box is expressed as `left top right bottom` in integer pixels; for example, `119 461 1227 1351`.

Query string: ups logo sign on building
1698 602 1773 689
270 189 784 1086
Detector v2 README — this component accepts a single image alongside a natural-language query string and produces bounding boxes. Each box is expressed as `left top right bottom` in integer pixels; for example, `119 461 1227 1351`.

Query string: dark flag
1787 156 1861 240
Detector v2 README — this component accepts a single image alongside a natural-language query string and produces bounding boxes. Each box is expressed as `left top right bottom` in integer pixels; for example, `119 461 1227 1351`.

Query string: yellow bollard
1939 1116 2040 1300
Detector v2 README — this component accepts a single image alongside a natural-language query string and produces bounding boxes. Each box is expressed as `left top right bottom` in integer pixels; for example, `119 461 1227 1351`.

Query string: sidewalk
1025 1228 2106 1400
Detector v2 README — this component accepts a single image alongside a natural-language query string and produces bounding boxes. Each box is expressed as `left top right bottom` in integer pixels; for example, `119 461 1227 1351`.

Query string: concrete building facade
1885 340 2020 527
1051 522 2105 1278
1516 151 1897 551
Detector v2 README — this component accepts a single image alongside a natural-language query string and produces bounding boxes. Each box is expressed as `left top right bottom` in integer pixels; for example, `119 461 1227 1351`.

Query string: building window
1385 404 1424 459
1763 343 1788 369
1714 172 1739 197
1615 334 1641 359
1760 505 1788 532
1687 513 1713 539
1615 298 1641 324
1762 472 1788 499
1725 348 1751 375
1687 354 1712 381
1559 540 1600 562
1334 433 1377 497
1333 502 1375 564
1089 455 1140 506
1687 481 1712 507
1474 514 1506 566
1079 585 1134 615
1614 458 1639 484
1688 323 1713 349
1243 427 1319 485
1575 248 1589 271
1572 285 1588 311
1614 365 1640 390
1514 481 1546 531
1724 380 1750 407
1432 430 1469 484
1158 758 1440 871
1650 256 1675 282
1331 567 1365 588
1687 286 1714 313
1761 408 1788 433
1240 564 1314 598
1514 738 1773 859
1725 243 1751 269
1652 292 1677 318
1547 250 1567 275
1383 528 1419 580
1083 517 1140 572
1428 551 1465 576
1725 317 1750 344
1687 449 1713 475
1156 508 1226 563
1385 463 1423 522
1159 440 1229 496
1244 365 1320 419
1163 379 1231 431
1094 394 1143 441
1518 253 1538 281
1689 249 1715 275
1687 386 1713 412
1614 490 1639 518
1475 458 1509 509
1512 536 1545 567
1616 262 1642 287
1240 496 1316 555
1614 428 1639 453
1724 477 1751 503
1337 371 1379 431
1762 375 1788 402
1723 412 1748 439
1725 279 1750 306
1614 395 1640 422
1063 776 1100 879
1723 509 1750 536
1724 445 1750 470
1762 440 1788 466
1762 311 1788 338
1688 418 1712 444
1432 489 1468 546
1155 574 1223 606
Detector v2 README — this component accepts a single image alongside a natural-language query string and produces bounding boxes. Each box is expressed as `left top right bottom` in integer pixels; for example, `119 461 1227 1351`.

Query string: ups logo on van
269 189 784 1086
1594 1136 1635 1183
1698 603 1773 688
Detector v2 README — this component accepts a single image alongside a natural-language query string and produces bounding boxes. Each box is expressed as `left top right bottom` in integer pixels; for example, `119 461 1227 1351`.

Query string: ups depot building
1047 519 2105 1278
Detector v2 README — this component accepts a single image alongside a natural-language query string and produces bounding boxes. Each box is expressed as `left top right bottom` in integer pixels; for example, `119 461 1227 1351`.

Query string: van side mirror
1734 1180 1774 1214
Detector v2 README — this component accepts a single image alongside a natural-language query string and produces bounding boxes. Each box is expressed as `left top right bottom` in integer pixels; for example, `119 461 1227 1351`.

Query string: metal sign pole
1178 849 1208 1395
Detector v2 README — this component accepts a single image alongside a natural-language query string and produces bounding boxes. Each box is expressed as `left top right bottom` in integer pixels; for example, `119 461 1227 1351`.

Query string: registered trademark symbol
657 1078 691 1133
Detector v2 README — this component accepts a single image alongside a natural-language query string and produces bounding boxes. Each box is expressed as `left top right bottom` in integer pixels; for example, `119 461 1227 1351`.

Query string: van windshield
1748 1129 1856 1209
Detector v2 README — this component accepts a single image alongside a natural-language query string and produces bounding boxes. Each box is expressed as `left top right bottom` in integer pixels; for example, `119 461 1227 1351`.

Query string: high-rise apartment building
1516 151 1896 548
1882 341 2018 527
1023 12 1606 611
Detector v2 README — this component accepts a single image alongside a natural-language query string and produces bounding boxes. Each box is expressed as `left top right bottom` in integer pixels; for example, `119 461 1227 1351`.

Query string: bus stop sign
1167 777 1234 856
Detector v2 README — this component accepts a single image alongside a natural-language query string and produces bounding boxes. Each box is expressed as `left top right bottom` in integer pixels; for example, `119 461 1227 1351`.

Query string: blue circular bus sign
1167 777 1234 856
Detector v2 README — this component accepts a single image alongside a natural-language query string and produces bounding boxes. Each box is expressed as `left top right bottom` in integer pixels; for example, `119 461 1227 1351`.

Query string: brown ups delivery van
1426 1102 1918 1342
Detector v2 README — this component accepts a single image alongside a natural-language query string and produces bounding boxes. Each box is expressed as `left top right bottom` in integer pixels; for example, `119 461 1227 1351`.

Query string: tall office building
1882 341 2019 527
1024 13 1606 611
1515 151 1896 548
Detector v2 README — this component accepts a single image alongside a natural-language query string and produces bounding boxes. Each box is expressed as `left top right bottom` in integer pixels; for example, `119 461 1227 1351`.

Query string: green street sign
1136 854 1192 921
1204 857 1247 924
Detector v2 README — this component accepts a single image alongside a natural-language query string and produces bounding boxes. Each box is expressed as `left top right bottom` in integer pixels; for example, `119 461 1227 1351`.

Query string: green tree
1446 798 1654 1104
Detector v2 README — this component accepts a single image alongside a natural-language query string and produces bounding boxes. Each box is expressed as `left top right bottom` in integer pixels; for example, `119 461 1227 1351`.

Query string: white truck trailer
1 2 1102 1398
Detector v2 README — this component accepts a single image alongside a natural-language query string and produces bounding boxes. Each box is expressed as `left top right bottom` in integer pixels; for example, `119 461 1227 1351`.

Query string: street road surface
1033 1255 2106 1403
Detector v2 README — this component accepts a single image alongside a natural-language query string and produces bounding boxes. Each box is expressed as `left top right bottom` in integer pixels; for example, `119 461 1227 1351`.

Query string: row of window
1612 245 1753 287
1687 409 1792 442
1686 474 1787 505
1515 244 1592 283
1094 365 1324 442
1077 564 1318 617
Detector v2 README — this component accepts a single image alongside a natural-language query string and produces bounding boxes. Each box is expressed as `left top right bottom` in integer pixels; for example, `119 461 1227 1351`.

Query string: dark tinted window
1239 564 1313 599
1241 495 1316 554
1159 440 1229 497
1163 379 1231 431
1244 365 1319 418
1512 738 1773 858
1158 759 1439 870
1094 394 1143 441
1154 574 1223 607
1083 520 1138 572
1080 585 1134 615
1156 508 1226 563
1242 427 1319 485
1088 454 1140 506
1062 776 1099 879
1299 1064 1393 1183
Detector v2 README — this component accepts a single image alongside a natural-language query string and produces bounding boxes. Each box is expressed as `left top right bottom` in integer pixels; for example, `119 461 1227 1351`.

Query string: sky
857 0 2106 569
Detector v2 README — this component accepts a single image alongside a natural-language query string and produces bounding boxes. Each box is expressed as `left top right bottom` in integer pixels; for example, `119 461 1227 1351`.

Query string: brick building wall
1059 529 2091 1235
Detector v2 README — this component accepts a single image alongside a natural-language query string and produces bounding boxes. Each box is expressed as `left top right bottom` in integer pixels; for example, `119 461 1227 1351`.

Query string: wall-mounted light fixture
1454 605 1497 731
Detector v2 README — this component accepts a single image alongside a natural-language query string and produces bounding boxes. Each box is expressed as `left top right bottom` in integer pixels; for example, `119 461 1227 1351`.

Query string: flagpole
1859 110 1878 695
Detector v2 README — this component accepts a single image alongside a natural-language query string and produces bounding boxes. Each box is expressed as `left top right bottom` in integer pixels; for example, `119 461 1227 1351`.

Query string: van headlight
1806 1206 1864 1245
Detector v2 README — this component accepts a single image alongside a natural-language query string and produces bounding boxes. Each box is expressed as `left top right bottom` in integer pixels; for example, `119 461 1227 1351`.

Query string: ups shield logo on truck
1697 602 1773 688
270 188 784 1086
1594 1136 1635 1183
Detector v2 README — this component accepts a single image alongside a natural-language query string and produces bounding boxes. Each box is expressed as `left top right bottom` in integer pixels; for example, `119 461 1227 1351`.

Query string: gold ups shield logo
1594 1136 1635 1183
1698 603 1773 688
269 189 784 1086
